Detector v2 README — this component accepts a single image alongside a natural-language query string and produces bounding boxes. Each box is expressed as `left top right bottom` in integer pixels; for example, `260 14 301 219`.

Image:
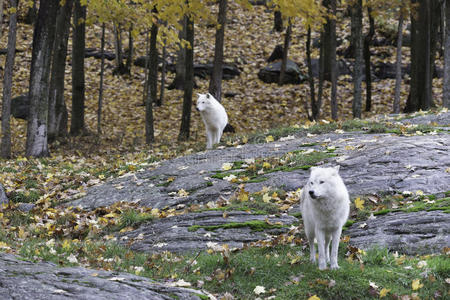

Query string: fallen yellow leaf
355 197 365 210
411 279 423 290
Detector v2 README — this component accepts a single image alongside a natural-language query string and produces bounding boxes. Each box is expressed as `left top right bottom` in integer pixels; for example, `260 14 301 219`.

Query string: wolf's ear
197 93 203 97
333 165 340 172
310 166 317 173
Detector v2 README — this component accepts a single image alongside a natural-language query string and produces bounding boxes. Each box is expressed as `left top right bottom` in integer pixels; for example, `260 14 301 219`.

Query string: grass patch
188 220 285 232
350 194 450 224
106 209 154 233
8 190 41 203
212 151 335 184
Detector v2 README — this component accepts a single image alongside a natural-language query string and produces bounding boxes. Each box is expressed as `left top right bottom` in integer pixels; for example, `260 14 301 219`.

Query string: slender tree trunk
145 28 155 144
393 8 404 113
25 0 58 157
351 0 363 119
159 43 166 106
364 6 374 112
209 0 227 101
317 30 325 120
48 0 73 141
146 17 158 143
330 0 338 120
169 18 187 90
273 10 282 32
306 26 315 121
142 30 150 106
0 0 4 40
70 0 86 135
323 0 332 81
444 0 450 108
278 18 291 86
178 14 194 141
1 0 19 158
113 23 127 74
97 23 105 135
125 25 133 73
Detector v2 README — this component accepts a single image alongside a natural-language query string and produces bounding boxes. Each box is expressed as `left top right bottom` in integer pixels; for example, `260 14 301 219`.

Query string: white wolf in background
300 166 350 270
196 93 233 149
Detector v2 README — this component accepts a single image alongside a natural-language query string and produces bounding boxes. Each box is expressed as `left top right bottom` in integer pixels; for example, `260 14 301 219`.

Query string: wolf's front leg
315 230 327 270
330 228 342 269
206 130 214 149
215 129 223 144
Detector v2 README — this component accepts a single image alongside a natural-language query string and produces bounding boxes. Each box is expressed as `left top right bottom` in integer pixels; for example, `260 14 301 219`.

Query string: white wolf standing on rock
196 93 234 149
300 166 350 270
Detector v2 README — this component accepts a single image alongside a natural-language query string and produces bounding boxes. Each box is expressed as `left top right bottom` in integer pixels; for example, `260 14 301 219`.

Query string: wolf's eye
319 180 324 184
310 182 313 185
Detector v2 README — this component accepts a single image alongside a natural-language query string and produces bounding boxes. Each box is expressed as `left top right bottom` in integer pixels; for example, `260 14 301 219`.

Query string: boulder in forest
258 59 307 84
134 56 240 80
11 94 30 120
84 48 116 61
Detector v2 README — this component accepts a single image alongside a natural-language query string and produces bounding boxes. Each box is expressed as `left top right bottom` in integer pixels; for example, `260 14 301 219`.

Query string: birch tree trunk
26 0 58 157
1 0 19 158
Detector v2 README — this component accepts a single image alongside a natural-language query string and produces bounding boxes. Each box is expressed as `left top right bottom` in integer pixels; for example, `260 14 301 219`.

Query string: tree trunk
159 43 166 106
125 25 133 74
146 18 158 143
306 26 316 121
0 0 4 40
278 18 291 86
273 10 282 32
48 0 73 142
178 14 194 141
1 0 19 158
330 0 338 120
317 30 325 120
351 0 363 119
209 0 227 101
444 0 450 108
97 23 105 135
323 0 332 81
70 0 86 135
25 0 58 157
393 7 404 113
406 0 433 112
169 18 187 90
113 23 127 75
24 0 36 25
364 6 374 112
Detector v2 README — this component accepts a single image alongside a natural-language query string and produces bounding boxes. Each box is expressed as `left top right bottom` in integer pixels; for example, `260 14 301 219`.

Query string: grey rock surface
68 133 450 210
346 211 450 255
118 210 298 253
0 252 205 300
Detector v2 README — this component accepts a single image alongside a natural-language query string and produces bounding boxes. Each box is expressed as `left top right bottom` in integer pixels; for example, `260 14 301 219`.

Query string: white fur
196 93 228 149
300 166 350 270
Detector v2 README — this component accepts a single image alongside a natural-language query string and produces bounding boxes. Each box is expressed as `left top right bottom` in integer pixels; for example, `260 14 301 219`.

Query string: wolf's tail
223 124 236 133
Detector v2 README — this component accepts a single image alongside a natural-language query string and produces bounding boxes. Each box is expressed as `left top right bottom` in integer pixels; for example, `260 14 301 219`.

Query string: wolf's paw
318 262 327 270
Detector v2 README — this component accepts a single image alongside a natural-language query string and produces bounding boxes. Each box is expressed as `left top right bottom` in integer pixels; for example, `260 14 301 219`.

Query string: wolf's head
196 93 216 112
306 166 341 200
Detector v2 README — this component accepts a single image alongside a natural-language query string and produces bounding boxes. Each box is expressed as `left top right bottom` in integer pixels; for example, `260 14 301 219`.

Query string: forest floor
0 2 446 206
0 3 448 299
